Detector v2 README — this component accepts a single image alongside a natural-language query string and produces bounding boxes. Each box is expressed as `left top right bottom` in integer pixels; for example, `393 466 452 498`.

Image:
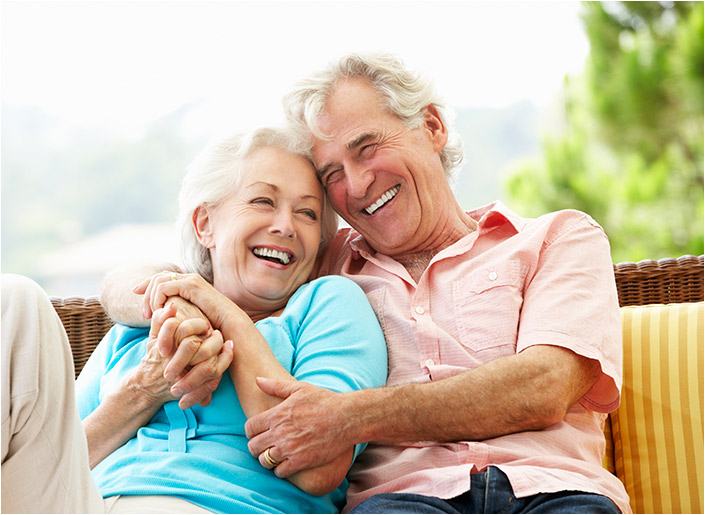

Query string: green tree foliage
504 1 703 262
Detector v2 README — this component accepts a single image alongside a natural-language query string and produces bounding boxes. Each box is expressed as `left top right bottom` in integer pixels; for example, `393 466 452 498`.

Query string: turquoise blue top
76 276 387 514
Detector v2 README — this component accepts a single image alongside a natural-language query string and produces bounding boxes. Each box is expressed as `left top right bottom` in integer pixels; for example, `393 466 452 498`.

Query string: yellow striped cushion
603 415 616 474
613 302 704 514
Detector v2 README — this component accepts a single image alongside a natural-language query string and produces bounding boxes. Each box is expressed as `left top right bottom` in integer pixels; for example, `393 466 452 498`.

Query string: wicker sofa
51 255 704 514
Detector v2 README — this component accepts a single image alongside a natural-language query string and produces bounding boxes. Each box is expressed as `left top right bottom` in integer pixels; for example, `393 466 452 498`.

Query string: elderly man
105 53 630 513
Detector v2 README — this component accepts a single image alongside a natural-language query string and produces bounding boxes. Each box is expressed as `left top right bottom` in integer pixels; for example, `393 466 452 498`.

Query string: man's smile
364 185 401 215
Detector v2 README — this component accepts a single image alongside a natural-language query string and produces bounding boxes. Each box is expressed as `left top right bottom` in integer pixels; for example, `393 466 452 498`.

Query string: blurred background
2 1 703 297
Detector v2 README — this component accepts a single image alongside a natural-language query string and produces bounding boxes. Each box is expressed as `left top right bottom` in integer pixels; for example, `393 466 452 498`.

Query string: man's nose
345 165 375 199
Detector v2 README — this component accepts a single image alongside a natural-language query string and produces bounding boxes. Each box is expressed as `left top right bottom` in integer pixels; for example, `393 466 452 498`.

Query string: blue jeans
349 467 620 514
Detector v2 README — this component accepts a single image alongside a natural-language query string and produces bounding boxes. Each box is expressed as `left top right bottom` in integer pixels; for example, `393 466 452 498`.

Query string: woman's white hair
177 126 338 283
282 52 464 182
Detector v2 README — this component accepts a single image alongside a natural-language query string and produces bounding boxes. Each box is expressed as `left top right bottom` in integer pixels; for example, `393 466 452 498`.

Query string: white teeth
364 185 400 215
253 247 291 265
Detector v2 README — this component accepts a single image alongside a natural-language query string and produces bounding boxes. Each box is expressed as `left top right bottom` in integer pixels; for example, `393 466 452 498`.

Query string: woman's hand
133 272 235 409
135 272 245 335
129 303 231 409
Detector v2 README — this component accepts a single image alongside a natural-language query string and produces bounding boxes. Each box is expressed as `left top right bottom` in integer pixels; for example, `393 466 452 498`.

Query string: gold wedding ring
171 273 178 281
263 447 279 467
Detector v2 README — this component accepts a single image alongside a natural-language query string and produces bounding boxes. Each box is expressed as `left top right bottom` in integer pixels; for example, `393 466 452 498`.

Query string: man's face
311 78 450 257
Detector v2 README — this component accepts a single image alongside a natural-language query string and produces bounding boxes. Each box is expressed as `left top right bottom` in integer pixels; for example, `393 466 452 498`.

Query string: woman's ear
423 104 448 152
193 205 216 248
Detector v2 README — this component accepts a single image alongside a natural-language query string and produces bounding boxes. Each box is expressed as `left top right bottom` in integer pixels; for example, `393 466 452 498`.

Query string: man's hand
244 378 356 478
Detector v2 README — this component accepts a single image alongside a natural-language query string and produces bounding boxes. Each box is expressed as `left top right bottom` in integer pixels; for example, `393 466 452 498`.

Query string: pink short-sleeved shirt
315 202 631 513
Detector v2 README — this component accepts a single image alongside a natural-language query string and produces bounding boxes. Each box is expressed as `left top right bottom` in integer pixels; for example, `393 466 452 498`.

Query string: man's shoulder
529 208 608 241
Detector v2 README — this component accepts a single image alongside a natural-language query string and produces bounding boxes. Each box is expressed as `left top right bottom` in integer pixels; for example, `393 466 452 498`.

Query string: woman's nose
269 210 297 239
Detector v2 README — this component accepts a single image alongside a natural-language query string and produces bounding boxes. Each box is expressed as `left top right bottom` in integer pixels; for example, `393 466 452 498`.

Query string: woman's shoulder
281 275 370 322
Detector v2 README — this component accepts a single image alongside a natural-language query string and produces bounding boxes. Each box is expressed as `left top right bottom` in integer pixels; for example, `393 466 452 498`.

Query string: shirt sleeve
516 211 622 412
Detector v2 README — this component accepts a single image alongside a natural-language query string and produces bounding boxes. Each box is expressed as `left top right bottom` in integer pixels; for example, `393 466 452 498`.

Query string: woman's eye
302 210 318 221
252 197 274 206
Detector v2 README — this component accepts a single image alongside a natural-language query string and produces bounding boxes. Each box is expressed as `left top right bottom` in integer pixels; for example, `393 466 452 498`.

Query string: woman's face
197 146 323 316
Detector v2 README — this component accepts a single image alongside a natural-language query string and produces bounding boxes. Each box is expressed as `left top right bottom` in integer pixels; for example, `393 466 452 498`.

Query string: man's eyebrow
316 132 380 179
346 132 378 151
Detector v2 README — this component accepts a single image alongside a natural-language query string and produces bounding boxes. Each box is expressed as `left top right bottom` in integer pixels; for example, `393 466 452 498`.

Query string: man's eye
324 169 343 187
360 144 376 158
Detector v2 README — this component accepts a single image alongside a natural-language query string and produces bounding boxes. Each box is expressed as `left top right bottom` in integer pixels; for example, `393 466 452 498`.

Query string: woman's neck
247 307 285 323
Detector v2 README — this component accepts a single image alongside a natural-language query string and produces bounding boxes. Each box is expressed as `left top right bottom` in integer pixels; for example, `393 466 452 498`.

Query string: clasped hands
132 272 233 410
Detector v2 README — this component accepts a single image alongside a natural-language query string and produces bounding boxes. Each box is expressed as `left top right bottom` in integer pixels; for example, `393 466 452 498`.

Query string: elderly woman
1 127 387 514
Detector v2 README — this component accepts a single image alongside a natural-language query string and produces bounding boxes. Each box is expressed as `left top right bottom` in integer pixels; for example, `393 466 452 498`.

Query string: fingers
136 270 182 320
147 272 177 319
177 380 219 410
155 316 180 358
164 325 218 382
259 447 283 470
246 417 273 453
254 376 303 399
171 339 233 408
132 277 150 295
149 303 177 344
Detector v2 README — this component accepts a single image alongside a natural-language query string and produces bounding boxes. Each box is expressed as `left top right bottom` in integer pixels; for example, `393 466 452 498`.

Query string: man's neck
396 250 437 283
395 212 478 283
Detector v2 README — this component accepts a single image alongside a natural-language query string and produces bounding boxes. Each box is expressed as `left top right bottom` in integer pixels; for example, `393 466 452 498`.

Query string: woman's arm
222 307 355 496
82 305 231 468
144 274 365 496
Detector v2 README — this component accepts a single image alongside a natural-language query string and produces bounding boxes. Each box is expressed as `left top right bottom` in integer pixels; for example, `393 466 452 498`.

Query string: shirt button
488 271 498 281
424 359 435 367
415 306 425 315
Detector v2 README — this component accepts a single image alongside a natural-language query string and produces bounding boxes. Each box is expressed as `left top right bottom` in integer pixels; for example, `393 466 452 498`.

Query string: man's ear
193 205 216 248
423 104 448 152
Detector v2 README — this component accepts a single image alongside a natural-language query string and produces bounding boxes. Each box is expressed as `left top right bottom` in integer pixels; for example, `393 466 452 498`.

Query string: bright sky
2 0 589 140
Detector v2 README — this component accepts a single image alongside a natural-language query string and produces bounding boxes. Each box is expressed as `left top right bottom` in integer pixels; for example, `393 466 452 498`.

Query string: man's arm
100 262 181 327
245 344 601 478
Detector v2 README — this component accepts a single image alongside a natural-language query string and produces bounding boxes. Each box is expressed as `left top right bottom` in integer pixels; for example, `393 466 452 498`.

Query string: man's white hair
283 52 464 182
177 127 338 283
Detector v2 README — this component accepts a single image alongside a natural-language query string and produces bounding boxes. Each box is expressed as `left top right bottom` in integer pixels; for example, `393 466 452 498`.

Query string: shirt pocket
452 260 524 353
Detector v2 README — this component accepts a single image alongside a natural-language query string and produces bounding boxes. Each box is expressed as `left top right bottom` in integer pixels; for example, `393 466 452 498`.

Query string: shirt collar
467 200 523 234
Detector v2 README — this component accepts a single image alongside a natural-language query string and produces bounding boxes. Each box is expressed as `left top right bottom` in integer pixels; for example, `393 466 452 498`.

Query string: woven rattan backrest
613 255 704 307
50 296 114 378
50 255 704 377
